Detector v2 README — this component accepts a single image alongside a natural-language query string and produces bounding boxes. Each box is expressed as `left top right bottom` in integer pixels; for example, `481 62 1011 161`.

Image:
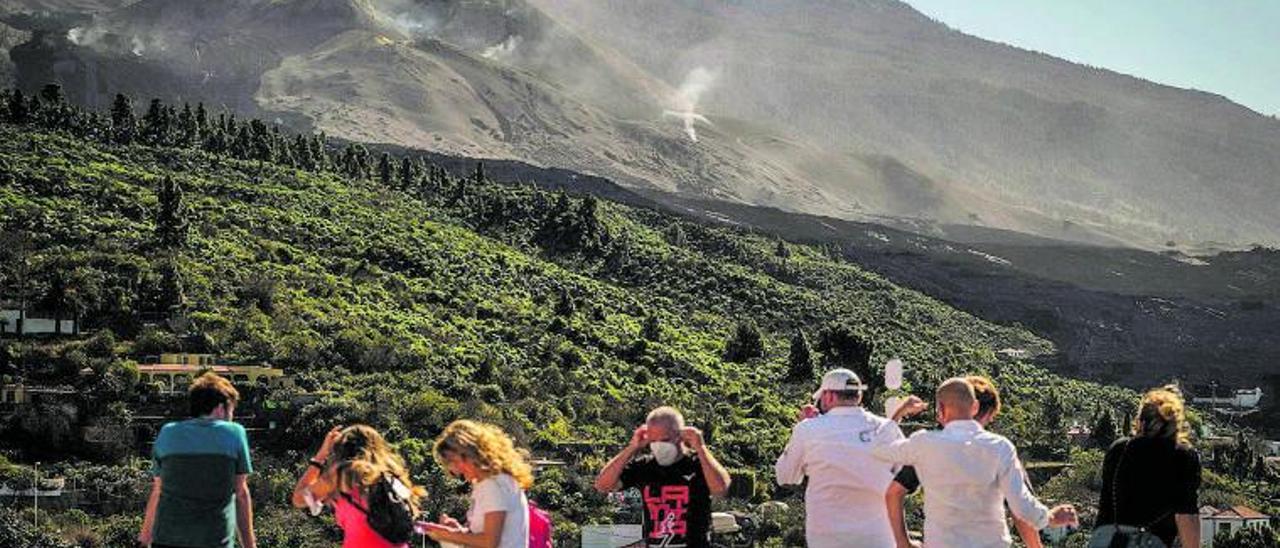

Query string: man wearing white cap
775 368 904 548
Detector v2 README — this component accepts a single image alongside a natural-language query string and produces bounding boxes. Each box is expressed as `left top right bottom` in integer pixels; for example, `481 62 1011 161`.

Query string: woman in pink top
292 425 427 547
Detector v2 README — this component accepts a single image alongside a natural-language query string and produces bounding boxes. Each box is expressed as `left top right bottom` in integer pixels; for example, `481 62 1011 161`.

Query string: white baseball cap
812 368 868 400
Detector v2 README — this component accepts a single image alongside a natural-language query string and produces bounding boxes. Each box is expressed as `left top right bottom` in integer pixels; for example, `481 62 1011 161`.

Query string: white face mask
649 441 682 466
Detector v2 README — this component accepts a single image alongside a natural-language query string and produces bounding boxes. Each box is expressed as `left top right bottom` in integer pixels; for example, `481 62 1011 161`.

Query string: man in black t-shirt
595 406 732 548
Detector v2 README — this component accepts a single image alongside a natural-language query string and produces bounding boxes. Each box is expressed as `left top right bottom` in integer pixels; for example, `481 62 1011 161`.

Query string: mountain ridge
5 0 1279 248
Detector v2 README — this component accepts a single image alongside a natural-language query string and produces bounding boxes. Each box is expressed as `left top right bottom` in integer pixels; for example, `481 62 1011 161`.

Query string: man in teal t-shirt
140 372 257 548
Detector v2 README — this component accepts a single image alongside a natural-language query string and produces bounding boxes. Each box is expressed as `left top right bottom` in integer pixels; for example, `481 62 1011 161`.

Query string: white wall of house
1201 517 1271 546
0 310 76 334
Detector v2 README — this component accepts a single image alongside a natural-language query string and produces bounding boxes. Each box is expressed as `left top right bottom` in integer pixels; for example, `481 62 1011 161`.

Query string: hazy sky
904 0 1280 116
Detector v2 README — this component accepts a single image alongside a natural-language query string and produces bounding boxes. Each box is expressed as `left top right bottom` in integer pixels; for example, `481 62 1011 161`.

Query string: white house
1192 388 1263 409
0 309 78 335
997 348 1028 359
1265 440 1280 457
1200 505 1271 545
0 477 65 497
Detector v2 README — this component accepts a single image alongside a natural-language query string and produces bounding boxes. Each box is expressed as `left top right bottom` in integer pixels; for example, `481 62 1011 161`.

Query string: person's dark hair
831 389 863 405
188 372 240 417
966 375 1001 422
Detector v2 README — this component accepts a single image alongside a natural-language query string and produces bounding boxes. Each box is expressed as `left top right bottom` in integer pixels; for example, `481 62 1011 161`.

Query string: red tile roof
1201 505 1270 519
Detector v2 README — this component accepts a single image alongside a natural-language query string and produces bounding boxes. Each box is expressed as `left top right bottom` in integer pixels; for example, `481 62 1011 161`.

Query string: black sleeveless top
1096 437 1201 546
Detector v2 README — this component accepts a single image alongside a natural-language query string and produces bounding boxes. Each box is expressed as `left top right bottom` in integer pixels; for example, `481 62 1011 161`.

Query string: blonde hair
434 420 534 490
329 425 425 512
1132 385 1191 447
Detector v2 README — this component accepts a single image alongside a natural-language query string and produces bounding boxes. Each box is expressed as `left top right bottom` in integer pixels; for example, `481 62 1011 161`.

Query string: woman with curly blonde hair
1094 385 1200 547
422 420 531 548
291 424 426 548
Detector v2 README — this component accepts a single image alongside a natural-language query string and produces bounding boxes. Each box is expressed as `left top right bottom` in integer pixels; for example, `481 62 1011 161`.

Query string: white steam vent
663 66 715 142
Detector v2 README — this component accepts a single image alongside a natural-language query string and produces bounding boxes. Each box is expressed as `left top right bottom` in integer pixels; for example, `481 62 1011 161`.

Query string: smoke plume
663 66 715 142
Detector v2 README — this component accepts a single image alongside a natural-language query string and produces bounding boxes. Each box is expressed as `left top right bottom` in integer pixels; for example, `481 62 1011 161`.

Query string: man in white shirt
872 378 1078 548
775 368 904 548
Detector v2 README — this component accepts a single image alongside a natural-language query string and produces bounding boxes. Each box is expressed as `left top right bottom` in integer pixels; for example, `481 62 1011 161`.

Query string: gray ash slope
7 0 1280 249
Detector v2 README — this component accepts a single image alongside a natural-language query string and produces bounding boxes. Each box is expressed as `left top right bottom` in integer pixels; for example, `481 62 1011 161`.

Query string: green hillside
0 89 1273 546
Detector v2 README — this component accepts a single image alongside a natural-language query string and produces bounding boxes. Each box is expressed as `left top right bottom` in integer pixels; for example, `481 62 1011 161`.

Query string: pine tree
787 330 814 381
642 314 662 341
815 322 880 397
36 84 67 126
399 157 415 190
430 165 446 191
178 103 198 146
141 98 169 145
203 114 226 154
249 119 274 161
473 160 485 183
195 103 208 138
37 268 83 336
109 94 134 144
775 238 791 261
451 166 468 203
1091 408 1117 448
311 134 329 171
554 285 576 317
37 83 63 105
605 233 632 271
575 196 606 252
156 258 185 313
276 136 296 167
342 144 370 178
7 89 30 124
155 176 190 250
290 135 311 170
724 321 765 363
1041 390 1069 460
664 223 687 246
378 152 394 186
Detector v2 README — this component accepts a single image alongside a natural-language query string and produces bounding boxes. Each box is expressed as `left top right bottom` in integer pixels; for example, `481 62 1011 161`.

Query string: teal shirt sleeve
235 423 253 475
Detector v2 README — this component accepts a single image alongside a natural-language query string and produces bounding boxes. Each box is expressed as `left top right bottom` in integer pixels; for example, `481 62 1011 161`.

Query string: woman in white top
423 420 531 548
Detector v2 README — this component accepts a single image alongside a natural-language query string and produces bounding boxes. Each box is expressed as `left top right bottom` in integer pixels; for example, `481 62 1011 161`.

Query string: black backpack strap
341 490 369 515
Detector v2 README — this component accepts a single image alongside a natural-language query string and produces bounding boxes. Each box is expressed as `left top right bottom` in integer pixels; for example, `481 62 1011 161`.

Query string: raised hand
680 426 705 451
627 424 649 450
314 426 343 461
892 396 928 422
798 404 820 423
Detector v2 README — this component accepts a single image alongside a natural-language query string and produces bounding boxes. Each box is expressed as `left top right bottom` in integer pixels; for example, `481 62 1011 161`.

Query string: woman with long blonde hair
422 420 532 548
291 424 426 548
1093 385 1200 547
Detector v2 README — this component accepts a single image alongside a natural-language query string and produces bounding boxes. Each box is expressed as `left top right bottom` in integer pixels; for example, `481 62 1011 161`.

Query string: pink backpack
528 502 553 548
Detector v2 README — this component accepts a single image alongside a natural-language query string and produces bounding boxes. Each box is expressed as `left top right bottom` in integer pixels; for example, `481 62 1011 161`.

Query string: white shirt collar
942 419 984 433
825 406 865 416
